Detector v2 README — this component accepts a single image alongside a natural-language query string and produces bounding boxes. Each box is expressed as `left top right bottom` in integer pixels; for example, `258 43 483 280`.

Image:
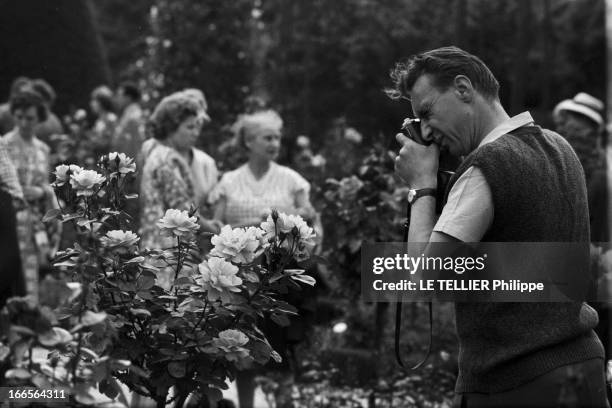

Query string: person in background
2 89 61 303
113 81 145 229
320 116 363 178
0 76 31 135
553 92 608 242
140 89 218 216
112 81 144 159
211 109 316 227
139 93 222 289
31 79 64 151
0 138 25 306
89 85 118 159
553 93 610 396
210 109 317 408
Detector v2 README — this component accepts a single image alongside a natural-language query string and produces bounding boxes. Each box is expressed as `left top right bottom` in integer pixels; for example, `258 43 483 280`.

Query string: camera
400 117 456 213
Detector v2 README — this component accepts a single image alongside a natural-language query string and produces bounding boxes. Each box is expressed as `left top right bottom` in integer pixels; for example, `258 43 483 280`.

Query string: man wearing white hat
553 92 607 242
554 93 610 402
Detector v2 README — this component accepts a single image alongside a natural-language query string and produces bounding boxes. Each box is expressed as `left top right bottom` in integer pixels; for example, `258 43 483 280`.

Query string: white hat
553 92 604 127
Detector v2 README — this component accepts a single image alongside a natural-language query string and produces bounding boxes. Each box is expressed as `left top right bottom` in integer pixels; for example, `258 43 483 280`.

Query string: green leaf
31 374 53 388
283 269 305 276
174 276 195 286
291 274 316 286
270 312 290 327
5 368 31 380
130 308 151 318
0 344 9 362
11 325 35 337
81 347 100 360
53 260 77 268
125 256 145 264
167 361 186 378
137 290 154 300
270 350 283 363
80 311 108 327
136 274 156 291
38 327 73 347
43 208 62 222
241 271 260 283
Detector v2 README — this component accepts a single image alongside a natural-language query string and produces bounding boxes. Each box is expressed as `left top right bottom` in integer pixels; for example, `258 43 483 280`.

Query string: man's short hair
118 82 141 103
388 46 500 101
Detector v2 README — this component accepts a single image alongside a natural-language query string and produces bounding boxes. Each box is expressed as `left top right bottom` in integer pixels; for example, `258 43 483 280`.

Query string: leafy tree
0 0 110 114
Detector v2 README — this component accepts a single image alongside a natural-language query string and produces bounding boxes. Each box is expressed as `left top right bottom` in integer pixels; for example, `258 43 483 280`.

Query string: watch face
408 189 416 203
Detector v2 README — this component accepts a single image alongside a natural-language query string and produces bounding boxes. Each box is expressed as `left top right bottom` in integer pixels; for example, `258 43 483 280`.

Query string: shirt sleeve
0 139 23 201
289 168 310 195
433 166 493 242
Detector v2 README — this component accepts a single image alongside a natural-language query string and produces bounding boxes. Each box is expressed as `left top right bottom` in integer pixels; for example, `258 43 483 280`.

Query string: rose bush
0 152 319 408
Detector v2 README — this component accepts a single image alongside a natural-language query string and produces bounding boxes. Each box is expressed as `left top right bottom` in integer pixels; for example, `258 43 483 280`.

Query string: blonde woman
211 110 316 228
210 110 318 408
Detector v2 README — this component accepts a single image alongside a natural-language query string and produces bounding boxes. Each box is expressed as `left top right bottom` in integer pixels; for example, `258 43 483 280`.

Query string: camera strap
394 204 433 370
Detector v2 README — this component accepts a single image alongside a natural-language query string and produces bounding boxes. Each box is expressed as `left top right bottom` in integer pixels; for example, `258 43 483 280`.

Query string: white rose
100 230 140 252
157 209 199 237
260 212 316 260
107 152 136 174
53 164 83 186
211 329 250 362
198 257 243 302
69 170 105 196
214 329 249 347
210 225 268 264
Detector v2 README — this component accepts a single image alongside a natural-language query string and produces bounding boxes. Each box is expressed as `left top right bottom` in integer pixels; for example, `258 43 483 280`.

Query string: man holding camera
390 46 608 406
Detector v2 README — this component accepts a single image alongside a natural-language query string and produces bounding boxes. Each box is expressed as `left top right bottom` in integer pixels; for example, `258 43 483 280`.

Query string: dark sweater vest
445 125 604 393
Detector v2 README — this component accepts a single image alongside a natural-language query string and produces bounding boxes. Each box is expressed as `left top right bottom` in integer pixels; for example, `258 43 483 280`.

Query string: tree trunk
0 0 110 114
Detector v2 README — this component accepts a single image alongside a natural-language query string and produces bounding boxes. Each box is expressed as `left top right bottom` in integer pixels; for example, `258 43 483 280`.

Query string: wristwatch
407 188 436 205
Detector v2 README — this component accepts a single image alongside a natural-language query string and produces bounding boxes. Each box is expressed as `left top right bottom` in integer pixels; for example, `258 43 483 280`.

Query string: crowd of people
0 76 352 408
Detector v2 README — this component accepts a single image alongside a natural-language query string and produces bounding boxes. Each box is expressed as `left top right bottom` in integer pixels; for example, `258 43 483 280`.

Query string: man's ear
453 75 474 102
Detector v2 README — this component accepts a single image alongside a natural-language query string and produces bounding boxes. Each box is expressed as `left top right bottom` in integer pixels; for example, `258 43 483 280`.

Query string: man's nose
420 121 434 142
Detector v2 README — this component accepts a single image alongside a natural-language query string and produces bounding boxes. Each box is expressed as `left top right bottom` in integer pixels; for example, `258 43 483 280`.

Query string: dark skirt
0 189 24 307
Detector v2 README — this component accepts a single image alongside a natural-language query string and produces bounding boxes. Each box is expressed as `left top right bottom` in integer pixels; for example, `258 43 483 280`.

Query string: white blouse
210 162 310 227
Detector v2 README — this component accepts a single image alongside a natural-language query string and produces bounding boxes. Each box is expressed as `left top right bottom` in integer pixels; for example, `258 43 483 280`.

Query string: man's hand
395 133 439 189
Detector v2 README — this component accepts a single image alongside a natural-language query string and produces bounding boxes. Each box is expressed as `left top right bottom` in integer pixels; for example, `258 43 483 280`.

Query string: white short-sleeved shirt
209 162 310 227
433 112 535 242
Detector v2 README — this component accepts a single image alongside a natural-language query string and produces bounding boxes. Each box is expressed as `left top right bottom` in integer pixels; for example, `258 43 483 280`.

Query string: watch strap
409 188 436 204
